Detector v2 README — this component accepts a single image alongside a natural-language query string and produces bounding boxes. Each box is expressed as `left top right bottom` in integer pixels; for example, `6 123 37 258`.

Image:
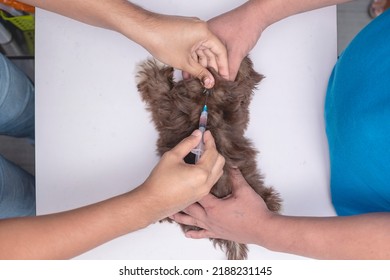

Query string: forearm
0 187 156 259
260 213 390 259
20 0 229 86
246 0 353 29
0 131 224 259
19 0 153 46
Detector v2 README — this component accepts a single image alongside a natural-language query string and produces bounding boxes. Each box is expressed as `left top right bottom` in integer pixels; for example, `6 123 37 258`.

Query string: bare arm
0 131 225 259
207 0 353 79
0 190 153 259
19 0 229 87
249 0 353 27
263 212 390 259
172 169 390 259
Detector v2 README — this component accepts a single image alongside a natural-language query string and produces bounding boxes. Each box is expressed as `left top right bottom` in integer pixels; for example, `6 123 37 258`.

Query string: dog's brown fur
136 57 281 260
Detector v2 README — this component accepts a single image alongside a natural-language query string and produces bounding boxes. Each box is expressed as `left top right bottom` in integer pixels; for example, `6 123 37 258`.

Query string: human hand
171 168 274 245
206 2 265 80
138 13 229 88
138 130 225 222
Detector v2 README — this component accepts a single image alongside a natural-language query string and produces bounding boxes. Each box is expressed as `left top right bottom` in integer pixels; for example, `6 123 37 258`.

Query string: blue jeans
0 53 35 218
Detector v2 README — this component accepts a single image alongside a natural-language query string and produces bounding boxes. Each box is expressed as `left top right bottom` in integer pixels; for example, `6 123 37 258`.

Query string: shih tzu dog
136 56 281 260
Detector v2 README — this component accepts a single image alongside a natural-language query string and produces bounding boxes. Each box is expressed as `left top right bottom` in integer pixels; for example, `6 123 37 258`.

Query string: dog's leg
136 58 174 104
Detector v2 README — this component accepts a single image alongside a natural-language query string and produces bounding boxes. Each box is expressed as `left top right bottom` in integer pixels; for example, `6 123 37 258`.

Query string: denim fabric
0 54 34 139
0 155 35 218
0 53 35 218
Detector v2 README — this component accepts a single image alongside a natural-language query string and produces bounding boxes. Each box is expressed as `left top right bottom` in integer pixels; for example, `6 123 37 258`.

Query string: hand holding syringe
191 104 208 163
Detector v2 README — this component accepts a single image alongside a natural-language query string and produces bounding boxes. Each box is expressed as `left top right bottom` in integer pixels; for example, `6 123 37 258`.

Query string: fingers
187 59 215 89
171 193 216 224
196 49 218 74
198 191 219 208
170 201 217 239
171 203 206 228
185 229 216 239
168 130 224 191
169 129 203 159
229 168 243 182
202 130 217 151
186 33 229 88
171 212 201 227
182 71 191 80
201 33 229 80
229 168 250 193
197 131 225 184
226 52 242 81
196 49 208 68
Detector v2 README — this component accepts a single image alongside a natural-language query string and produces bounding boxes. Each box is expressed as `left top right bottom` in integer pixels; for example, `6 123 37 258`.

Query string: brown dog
136 57 281 260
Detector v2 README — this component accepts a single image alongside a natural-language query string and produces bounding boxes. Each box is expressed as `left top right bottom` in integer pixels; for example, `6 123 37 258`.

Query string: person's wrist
245 0 272 33
110 3 159 52
124 184 162 229
252 211 283 250
220 1 268 36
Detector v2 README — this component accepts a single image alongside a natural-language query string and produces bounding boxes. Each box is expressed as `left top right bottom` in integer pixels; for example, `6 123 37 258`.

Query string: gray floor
0 135 35 175
337 0 372 54
0 0 377 178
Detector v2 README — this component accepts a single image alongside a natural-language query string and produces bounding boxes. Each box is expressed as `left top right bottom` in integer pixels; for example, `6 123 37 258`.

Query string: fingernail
203 77 213 88
191 130 202 137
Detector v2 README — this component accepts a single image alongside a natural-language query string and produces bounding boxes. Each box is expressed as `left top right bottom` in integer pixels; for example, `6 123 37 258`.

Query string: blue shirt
325 10 390 216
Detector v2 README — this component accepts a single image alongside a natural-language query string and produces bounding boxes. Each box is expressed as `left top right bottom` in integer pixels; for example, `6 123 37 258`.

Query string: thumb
186 62 215 89
227 53 243 81
198 192 218 208
182 71 191 80
170 130 202 159
229 168 250 193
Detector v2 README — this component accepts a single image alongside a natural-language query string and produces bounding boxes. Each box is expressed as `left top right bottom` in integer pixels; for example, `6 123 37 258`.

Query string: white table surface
35 0 337 260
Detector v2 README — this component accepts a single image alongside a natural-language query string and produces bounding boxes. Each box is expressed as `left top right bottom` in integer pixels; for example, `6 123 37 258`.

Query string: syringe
191 104 208 163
